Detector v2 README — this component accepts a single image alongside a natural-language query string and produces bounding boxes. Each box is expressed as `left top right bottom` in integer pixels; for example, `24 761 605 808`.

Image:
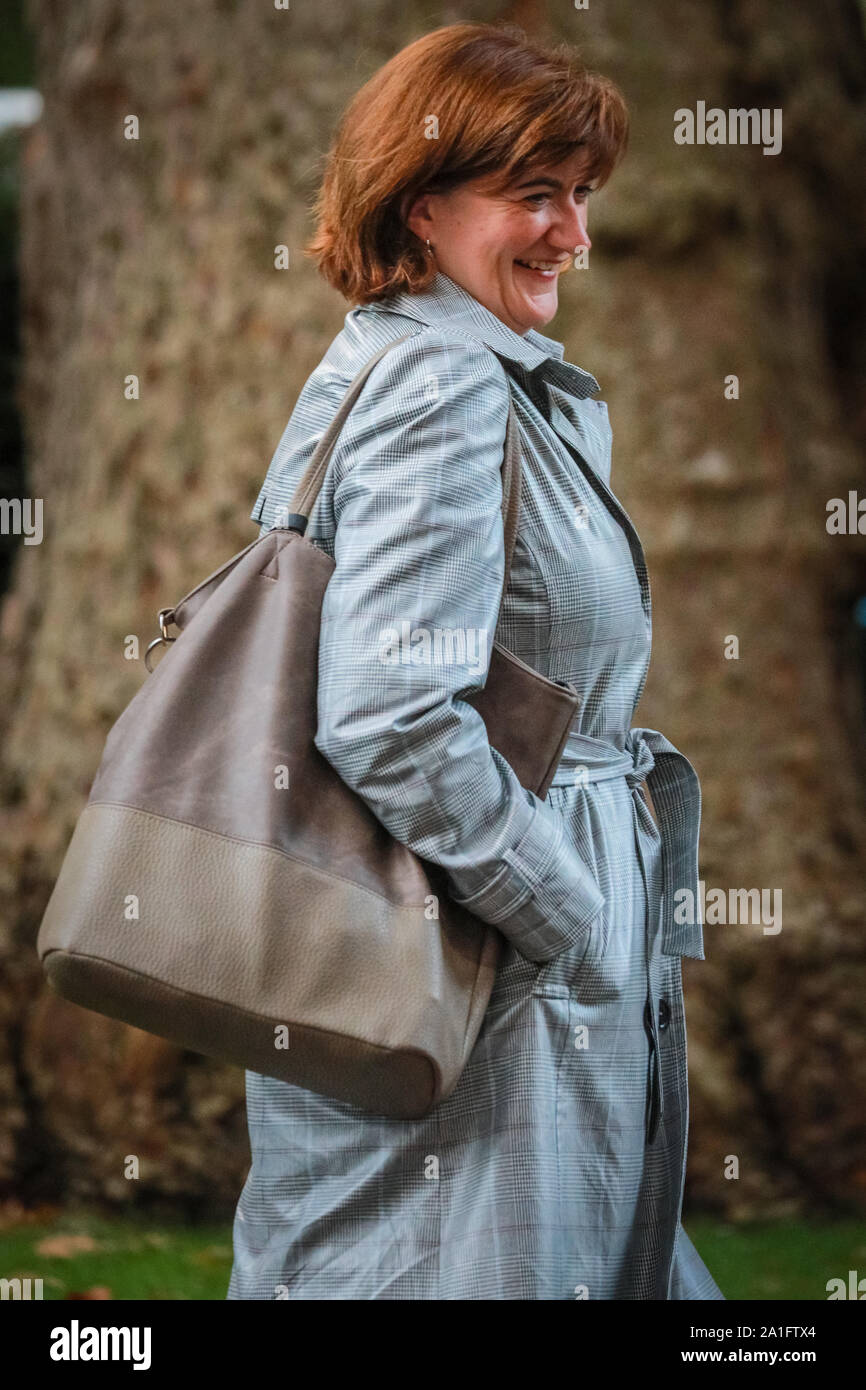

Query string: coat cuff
450 799 606 963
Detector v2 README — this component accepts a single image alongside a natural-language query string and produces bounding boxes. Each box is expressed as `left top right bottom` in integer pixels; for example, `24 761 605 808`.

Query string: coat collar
367 270 601 400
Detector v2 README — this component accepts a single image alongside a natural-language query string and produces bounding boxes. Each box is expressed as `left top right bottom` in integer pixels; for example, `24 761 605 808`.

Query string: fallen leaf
35 1234 99 1257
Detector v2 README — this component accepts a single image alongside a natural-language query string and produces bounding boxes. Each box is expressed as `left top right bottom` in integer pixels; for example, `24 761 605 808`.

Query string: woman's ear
404 191 434 243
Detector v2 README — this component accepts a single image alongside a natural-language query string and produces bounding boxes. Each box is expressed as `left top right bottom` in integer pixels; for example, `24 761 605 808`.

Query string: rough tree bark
1 0 864 1218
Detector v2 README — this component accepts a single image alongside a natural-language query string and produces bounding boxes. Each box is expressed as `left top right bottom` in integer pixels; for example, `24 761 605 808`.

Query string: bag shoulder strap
284 331 521 613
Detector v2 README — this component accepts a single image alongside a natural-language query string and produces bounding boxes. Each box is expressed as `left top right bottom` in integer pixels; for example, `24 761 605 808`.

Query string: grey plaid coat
227 270 725 1300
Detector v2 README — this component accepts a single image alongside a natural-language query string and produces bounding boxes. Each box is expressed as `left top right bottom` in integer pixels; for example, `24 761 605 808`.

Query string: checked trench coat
227 270 725 1301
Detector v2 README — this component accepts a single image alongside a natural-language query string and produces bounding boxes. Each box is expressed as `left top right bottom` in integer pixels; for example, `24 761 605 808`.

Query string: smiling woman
305 21 627 311
228 20 725 1302
403 149 596 334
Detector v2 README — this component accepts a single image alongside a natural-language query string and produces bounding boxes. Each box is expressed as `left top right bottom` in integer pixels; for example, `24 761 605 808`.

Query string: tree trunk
2 0 865 1217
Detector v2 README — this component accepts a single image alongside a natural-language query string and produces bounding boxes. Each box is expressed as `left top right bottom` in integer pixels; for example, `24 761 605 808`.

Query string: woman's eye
523 187 593 208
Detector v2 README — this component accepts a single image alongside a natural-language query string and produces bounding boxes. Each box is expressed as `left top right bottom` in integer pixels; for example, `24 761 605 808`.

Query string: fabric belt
548 725 705 962
548 724 704 1146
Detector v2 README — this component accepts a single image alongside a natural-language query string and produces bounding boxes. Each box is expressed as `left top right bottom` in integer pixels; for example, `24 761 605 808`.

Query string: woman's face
405 150 595 335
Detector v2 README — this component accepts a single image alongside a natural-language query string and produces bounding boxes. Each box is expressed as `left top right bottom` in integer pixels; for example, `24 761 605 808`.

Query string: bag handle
283 332 521 613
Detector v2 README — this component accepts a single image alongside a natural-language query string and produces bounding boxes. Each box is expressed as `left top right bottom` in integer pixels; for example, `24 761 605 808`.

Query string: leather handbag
35 333 581 1120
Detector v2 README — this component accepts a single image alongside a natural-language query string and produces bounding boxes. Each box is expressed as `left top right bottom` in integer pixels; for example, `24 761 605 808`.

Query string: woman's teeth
515 259 561 277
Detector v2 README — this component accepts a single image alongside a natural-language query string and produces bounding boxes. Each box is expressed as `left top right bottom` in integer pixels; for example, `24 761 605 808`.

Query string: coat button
658 999 671 1031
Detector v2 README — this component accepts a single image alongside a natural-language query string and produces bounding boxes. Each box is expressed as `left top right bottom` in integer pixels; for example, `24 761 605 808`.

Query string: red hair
305 21 629 303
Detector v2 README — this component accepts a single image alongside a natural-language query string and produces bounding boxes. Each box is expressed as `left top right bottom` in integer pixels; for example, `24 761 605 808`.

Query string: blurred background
1 0 865 1299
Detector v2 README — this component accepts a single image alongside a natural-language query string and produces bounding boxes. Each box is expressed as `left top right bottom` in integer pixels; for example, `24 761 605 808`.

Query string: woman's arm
314 329 605 963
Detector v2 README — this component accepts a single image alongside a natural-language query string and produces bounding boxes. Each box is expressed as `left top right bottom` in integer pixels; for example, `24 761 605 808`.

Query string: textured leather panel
470 642 578 801
42 954 437 1119
37 802 499 1111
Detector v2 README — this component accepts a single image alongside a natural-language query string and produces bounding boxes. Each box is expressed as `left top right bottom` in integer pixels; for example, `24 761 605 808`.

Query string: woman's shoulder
327 300 513 398
248 303 511 534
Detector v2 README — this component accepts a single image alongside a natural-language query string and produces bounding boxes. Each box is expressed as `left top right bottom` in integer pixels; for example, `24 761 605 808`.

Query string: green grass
686 1218 866 1301
1 1208 864 1299
0 1208 233 1301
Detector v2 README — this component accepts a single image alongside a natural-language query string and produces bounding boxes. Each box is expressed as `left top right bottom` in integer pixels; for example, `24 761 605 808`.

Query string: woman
228 21 725 1300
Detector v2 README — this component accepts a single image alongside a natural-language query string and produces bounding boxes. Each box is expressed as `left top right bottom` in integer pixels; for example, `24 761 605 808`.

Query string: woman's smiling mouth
514 258 569 279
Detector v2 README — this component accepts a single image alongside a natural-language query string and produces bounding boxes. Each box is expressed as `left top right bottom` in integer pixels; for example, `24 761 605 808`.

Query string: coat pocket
531 906 599 998
530 784 607 994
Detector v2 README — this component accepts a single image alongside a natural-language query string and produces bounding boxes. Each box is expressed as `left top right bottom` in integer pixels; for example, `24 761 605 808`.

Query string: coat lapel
370 270 653 627
543 396 652 630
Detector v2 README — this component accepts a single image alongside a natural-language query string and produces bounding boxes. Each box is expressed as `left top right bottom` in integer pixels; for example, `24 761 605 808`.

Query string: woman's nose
552 204 591 253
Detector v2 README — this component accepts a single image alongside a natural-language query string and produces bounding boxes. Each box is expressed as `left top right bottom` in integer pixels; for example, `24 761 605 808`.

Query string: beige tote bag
36 334 580 1119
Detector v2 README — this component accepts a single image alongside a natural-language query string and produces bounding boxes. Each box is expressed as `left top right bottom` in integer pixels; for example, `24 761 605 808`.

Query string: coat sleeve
314 329 606 963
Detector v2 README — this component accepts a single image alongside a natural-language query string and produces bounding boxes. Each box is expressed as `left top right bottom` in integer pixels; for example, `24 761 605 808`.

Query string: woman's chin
513 287 558 330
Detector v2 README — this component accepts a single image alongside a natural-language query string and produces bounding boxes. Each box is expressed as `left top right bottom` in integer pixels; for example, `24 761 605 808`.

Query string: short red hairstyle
305 21 629 303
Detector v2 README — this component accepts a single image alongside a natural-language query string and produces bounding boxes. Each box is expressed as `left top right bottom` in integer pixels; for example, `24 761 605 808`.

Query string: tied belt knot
548 724 705 963
624 728 656 792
